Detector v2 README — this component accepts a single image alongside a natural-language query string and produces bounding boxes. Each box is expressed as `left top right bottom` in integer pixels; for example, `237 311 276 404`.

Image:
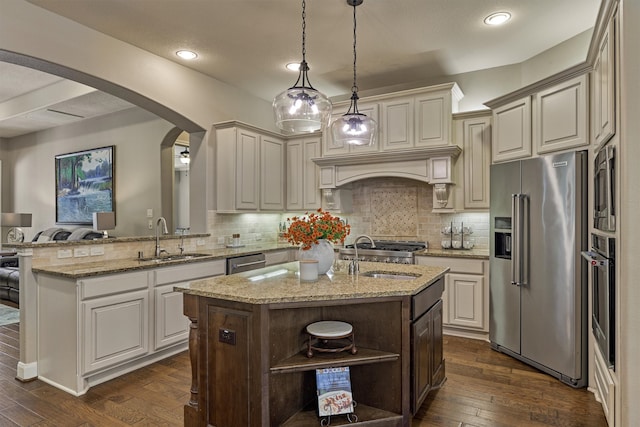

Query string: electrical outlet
90 246 105 256
57 249 72 259
146 208 153 218
148 219 153 230
74 248 89 257
218 328 236 345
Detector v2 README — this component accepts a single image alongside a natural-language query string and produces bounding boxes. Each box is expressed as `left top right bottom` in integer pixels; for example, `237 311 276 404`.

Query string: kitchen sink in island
175 260 448 427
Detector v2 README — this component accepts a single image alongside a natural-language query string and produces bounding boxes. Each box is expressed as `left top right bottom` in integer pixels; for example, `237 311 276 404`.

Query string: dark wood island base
177 261 447 427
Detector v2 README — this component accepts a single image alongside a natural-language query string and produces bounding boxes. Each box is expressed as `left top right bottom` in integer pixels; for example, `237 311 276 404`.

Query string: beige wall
3 107 174 238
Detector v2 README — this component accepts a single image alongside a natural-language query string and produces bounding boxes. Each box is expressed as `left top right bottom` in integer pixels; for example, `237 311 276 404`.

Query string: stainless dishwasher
226 253 266 274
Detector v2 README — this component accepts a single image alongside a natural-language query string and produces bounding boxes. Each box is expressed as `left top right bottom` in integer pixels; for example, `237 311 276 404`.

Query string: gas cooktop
344 240 427 252
340 240 427 264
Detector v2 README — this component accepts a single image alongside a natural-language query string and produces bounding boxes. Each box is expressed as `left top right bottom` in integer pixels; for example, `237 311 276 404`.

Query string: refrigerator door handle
511 194 526 286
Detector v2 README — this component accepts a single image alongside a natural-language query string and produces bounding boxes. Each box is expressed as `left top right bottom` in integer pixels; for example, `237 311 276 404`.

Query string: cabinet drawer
80 271 149 300
155 260 225 285
412 277 444 320
415 256 485 275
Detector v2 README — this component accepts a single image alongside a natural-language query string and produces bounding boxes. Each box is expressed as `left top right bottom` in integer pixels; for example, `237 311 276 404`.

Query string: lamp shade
273 86 332 133
93 211 116 231
0 213 32 227
330 112 377 146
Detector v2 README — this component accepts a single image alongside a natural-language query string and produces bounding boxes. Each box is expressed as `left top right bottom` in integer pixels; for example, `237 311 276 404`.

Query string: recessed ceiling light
176 50 198 60
286 62 301 71
484 12 511 26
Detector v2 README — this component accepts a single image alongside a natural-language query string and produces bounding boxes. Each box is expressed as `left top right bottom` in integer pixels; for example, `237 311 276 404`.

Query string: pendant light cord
351 1 357 95
301 0 307 63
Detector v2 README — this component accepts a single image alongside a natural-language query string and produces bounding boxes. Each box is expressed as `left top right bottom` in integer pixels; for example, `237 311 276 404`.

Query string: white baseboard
16 361 38 381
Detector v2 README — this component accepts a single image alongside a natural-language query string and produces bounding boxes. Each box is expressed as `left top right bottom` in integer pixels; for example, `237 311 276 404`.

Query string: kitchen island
175 260 448 427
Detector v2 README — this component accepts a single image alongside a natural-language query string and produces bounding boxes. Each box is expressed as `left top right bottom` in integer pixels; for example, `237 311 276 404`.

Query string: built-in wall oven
594 145 615 232
582 233 615 368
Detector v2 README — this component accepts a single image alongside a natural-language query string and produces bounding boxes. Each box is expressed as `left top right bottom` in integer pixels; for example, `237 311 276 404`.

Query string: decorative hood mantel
313 145 461 186
313 146 462 210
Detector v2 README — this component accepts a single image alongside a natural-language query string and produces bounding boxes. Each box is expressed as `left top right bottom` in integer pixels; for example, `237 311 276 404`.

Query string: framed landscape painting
55 146 114 224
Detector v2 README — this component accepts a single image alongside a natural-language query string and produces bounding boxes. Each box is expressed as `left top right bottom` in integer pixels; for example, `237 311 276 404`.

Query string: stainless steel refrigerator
490 151 588 387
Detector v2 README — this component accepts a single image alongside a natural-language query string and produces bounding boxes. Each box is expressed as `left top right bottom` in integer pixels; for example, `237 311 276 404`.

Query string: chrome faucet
177 227 189 255
155 217 169 257
349 235 376 275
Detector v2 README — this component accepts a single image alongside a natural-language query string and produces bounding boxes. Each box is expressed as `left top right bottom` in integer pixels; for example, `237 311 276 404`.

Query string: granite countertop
32 243 297 279
174 260 449 304
415 248 489 260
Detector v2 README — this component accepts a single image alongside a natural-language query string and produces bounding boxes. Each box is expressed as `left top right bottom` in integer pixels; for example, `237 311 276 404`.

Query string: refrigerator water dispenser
495 232 512 259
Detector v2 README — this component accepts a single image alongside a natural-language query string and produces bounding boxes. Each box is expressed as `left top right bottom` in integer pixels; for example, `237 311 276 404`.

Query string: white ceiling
0 0 601 138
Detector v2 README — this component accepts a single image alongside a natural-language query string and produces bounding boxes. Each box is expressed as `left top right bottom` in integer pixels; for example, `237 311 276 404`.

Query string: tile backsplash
207 177 489 250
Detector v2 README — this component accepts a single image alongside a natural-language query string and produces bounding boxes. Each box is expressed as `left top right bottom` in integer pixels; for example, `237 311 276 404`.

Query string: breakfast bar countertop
174 260 449 304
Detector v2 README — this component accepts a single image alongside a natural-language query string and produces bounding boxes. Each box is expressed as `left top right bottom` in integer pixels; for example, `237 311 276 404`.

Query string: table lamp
1 213 32 243
92 211 116 238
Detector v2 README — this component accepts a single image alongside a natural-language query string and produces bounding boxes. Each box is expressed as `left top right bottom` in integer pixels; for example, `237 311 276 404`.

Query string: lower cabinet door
430 300 445 386
411 308 432 414
447 273 484 329
82 290 149 374
154 284 190 350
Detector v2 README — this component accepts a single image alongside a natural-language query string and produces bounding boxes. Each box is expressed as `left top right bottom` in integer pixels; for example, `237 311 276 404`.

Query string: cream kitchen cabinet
36 259 225 395
286 135 321 211
491 96 532 163
381 96 414 151
153 260 225 351
534 75 588 154
415 255 488 340
215 122 285 212
380 84 462 151
592 12 616 148
455 112 491 210
490 74 588 163
322 83 462 158
322 102 380 156
414 88 460 148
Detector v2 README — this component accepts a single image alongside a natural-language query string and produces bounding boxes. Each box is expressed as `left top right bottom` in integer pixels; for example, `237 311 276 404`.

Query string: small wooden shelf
270 347 399 374
280 403 403 427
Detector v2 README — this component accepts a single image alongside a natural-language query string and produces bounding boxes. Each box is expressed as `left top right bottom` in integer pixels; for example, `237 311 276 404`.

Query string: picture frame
55 146 115 224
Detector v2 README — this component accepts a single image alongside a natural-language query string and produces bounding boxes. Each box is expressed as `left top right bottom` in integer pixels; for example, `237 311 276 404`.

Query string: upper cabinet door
534 75 588 155
260 135 285 211
415 91 452 148
593 14 616 148
461 116 491 210
492 97 532 163
235 128 260 210
381 97 414 151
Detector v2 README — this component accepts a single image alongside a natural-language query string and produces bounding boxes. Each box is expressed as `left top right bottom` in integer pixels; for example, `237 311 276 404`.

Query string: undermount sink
139 253 211 263
361 270 420 280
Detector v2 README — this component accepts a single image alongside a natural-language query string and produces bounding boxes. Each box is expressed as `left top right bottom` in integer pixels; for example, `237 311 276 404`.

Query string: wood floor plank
0 324 606 427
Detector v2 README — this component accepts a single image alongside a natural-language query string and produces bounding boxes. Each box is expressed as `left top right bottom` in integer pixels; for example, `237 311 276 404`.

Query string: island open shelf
271 347 400 374
281 403 403 427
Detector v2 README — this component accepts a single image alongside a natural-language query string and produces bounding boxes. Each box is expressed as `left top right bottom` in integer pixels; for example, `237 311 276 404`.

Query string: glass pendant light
331 0 376 147
273 0 332 133
179 147 190 164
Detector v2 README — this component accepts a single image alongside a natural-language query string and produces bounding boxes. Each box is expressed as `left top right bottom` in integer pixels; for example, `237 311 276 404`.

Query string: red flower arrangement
284 209 351 250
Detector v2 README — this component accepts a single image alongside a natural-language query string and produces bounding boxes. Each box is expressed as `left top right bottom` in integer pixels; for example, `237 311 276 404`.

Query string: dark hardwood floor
0 320 607 426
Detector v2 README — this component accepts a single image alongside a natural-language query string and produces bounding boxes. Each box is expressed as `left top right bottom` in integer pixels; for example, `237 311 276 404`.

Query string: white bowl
452 240 462 249
441 240 451 249
463 240 474 249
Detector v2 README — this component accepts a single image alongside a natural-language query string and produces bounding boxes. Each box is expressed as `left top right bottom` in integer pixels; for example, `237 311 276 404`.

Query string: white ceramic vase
299 239 334 274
